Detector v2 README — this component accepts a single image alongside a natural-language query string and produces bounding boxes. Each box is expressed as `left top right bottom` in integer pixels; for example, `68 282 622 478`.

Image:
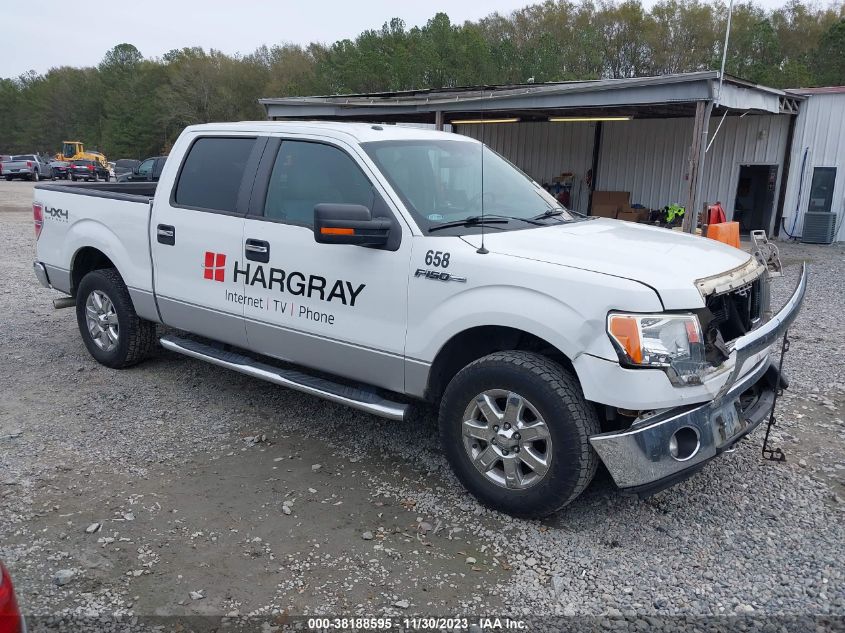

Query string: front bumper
589 263 807 492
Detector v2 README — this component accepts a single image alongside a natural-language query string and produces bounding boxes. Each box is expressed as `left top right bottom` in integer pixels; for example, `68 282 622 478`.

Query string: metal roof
260 72 800 122
786 86 845 95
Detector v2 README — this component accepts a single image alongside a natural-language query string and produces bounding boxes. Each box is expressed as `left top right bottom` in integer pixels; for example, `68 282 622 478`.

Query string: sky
2 0 790 79
1 0 532 78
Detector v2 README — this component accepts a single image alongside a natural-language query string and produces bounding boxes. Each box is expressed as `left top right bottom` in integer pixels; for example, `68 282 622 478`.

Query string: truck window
137 159 154 176
263 141 374 227
174 137 256 212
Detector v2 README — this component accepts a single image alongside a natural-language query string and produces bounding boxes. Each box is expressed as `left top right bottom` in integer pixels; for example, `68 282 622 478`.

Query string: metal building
780 87 845 242
260 73 843 241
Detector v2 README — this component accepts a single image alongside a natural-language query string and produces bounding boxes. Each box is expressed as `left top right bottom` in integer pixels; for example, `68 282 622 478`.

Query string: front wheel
439 351 600 518
31 170 39 182
75 268 156 368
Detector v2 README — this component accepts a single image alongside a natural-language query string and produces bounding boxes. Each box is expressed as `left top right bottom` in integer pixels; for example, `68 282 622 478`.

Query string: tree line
1 0 843 159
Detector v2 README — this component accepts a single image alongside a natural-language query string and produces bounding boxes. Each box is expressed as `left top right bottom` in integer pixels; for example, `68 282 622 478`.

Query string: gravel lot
1 180 843 630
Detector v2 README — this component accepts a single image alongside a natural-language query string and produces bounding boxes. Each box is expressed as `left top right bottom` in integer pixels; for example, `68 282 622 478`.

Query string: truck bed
36 181 157 202
33 180 157 299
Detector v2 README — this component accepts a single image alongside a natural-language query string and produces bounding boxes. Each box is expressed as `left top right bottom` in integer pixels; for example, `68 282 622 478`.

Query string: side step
159 335 408 421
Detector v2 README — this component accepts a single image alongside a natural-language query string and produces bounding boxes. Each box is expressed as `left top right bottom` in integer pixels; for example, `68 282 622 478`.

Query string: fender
404 247 664 397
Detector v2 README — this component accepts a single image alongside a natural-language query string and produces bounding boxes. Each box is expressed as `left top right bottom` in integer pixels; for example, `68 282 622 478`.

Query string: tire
439 351 600 518
4 176 11 181
32 170 39 182
75 268 156 369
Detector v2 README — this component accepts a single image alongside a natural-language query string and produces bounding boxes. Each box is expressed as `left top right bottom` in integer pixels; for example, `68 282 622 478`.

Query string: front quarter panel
405 235 664 393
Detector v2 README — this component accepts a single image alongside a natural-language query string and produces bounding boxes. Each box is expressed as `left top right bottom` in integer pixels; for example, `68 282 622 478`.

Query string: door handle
157 224 175 245
245 239 270 263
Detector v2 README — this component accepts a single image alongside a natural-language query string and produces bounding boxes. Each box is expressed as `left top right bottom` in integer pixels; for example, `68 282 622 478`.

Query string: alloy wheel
85 290 119 352
461 389 553 489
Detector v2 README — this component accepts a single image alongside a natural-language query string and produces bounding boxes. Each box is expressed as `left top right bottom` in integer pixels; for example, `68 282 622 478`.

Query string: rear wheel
4 176 11 181
439 351 600 518
75 268 156 368
31 170 39 182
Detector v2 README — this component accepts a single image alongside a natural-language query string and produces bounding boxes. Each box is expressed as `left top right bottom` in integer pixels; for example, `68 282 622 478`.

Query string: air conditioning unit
801 211 837 244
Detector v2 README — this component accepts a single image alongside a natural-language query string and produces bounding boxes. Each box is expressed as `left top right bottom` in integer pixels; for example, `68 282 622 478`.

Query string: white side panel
33 189 153 294
457 121 595 214
780 93 845 241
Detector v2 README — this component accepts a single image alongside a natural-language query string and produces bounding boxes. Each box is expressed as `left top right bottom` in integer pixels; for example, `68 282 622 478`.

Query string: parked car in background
0 560 25 633
69 159 109 182
1 154 51 181
49 160 71 180
113 159 140 179
117 155 166 182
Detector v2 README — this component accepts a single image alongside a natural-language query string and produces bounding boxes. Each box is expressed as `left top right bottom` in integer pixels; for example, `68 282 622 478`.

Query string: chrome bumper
590 264 808 491
33 261 51 289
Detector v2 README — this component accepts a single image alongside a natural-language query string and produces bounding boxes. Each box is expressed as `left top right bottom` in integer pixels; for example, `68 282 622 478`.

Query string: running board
159 335 408 421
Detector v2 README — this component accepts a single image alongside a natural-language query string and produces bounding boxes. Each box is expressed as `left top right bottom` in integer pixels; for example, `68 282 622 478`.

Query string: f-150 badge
414 268 467 283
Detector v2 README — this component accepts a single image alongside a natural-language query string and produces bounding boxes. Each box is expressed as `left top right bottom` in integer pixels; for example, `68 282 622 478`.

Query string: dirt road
1 180 843 630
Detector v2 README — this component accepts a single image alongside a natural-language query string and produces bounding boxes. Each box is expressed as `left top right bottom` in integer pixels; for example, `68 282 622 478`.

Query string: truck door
151 134 267 348
241 137 410 394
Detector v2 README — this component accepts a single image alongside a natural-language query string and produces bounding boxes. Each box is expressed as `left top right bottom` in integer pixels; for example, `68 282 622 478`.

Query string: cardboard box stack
590 191 649 222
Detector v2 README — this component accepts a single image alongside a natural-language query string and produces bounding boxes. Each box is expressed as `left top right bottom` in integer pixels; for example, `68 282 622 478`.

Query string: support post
435 111 444 131
684 100 713 233
587 122 603 216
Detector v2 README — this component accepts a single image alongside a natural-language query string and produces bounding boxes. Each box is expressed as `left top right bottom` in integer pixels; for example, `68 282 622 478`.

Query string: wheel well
71 247 116 296
425 326 574 401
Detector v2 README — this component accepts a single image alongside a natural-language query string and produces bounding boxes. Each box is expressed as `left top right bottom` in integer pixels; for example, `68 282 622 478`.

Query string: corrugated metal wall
781 93 845 241
458 114 793 231
457 122 595 214
597 118 691 210
597 115 790 232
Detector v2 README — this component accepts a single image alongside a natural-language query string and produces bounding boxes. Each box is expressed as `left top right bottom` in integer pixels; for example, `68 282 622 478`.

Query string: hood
464 218 752 309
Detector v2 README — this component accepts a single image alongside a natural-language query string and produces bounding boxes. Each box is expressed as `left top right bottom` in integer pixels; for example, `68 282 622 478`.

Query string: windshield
362 139 573 232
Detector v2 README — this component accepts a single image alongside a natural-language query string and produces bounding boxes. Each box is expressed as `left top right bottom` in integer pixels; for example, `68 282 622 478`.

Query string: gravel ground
1 180 843 631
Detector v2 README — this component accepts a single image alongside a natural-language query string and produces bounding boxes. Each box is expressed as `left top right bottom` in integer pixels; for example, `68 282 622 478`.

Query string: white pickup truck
32 122 807 517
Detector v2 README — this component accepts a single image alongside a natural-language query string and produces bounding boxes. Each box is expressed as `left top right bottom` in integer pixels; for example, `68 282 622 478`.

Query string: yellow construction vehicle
55 141 107 167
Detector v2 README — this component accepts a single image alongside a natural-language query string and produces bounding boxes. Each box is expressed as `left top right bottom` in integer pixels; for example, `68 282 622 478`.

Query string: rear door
151 134 266 347
240 136 411 393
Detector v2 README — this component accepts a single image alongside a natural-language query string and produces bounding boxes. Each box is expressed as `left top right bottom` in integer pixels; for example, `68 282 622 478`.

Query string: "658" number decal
424 250 450 268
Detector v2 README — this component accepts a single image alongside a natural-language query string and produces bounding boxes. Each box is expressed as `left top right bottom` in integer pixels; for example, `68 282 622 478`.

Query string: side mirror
314 204 391 247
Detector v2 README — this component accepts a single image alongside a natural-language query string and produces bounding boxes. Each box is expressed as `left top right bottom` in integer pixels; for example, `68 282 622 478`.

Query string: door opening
733 164 778 232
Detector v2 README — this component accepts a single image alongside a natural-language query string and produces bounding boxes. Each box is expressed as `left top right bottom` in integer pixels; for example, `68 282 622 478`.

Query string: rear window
73 160 91 166
174 137 255 212
12 155 34 161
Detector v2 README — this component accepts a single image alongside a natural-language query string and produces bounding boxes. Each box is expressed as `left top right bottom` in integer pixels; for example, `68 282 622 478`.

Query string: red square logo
203 251 226 282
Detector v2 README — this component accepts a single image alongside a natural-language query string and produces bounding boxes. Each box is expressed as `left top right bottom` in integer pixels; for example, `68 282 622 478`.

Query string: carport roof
259 72 803 122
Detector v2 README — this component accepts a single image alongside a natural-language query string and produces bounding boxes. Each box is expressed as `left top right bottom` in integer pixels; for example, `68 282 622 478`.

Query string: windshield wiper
428 216 510 232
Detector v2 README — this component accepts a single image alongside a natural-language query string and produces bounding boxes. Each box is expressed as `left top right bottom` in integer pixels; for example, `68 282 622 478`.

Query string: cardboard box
617 208 650 223
591 191 632 219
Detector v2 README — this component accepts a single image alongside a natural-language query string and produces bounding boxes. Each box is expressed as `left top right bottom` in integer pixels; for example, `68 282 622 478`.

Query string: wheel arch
422 325 576 402
70 246 119 296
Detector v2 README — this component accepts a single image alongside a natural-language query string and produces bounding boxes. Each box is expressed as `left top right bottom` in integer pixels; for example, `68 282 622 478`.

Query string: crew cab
31 122 806 517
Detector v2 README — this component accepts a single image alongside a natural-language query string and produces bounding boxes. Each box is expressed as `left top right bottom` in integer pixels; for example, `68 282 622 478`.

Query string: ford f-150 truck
31 122 807 517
